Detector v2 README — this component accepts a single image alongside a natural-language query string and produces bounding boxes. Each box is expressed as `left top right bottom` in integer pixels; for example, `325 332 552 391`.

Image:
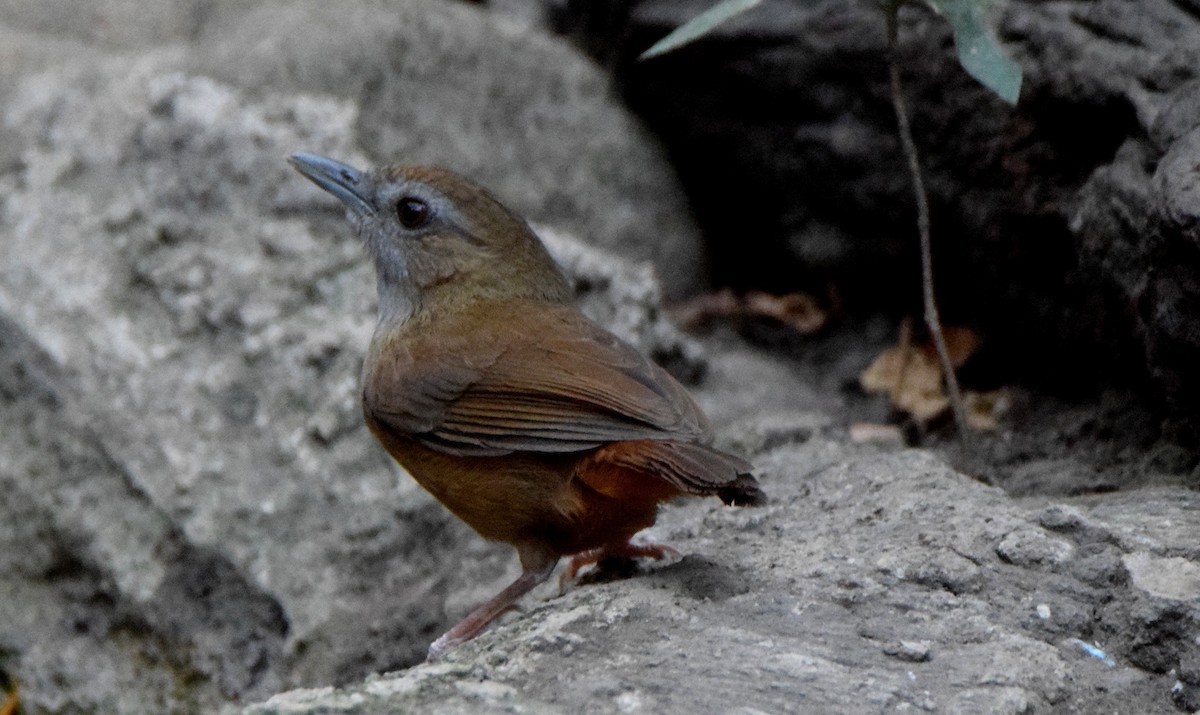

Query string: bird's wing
366 302 711 457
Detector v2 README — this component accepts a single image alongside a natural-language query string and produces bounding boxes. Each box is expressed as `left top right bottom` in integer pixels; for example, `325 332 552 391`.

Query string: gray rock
1124 553 1200 603
237 449 1197 714
1 0 706 298
191 0 704 297
882 639 932 663
0 3 705 707
995 527 1074 568
537 224 707 381
0 0 240 49
0 2 1197 714
552 0 1200 411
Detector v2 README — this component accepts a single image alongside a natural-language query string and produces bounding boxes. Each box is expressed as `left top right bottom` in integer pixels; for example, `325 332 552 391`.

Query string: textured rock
550 0 1200 411
190 0 703 296
538 224 707 381
0 1 706 709
238 448 1198 714
1 2 1197 714
0 0 704 299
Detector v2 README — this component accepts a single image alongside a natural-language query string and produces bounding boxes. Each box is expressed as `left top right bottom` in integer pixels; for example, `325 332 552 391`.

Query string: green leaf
639 0 765 60
924 0 1022 104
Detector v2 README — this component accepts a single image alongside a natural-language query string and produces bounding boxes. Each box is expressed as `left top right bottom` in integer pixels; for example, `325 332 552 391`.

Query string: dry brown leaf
671 288 741 330
860 345 949 423
859 345 910 395
861 324 990 427
964 389 1010 431
672 290 827 336
743 291 828 335
938 325 983 369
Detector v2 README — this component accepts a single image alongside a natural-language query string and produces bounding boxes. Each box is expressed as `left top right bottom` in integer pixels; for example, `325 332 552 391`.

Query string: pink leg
427 548 557 661
560 539 682 591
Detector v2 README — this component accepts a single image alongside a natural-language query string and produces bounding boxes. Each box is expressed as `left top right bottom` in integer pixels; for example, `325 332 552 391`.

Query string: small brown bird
288 153 764 659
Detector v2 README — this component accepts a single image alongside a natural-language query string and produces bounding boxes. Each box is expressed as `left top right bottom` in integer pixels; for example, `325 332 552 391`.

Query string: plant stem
886 11 970 438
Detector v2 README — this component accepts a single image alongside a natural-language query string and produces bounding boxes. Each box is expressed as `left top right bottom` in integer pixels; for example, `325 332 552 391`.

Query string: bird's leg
559 539 682 592
427 547 558 661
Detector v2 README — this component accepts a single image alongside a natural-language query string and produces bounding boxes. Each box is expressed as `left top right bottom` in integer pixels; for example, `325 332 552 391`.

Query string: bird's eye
397 197 430 229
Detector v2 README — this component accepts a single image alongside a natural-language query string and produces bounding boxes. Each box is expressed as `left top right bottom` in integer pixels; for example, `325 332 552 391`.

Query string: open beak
288 152 375 217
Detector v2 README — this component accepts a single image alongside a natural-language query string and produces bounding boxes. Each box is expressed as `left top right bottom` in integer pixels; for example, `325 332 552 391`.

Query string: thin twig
885 8 971 438
892 315 913 399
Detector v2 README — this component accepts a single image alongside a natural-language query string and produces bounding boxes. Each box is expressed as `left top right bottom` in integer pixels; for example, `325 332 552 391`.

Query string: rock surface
194 0 704 297
237 444 1200 714
0 2 1197 714
0 0 703 294
549 0 1200 412
0 0 701 711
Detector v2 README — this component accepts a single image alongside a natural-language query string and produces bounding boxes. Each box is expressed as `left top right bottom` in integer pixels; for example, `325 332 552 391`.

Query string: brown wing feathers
371 305 706 447
368 302 757 497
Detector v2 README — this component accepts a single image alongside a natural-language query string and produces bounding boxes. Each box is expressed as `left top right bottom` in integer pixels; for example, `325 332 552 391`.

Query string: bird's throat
374 262 418 327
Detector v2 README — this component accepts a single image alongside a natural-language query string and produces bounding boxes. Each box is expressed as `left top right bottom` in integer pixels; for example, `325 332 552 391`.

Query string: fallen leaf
743 291 828 334
964 388 1010 431
860 345 949 423
673 290 827 335
671 288 741 331
938 325 983 369
860 325 990 427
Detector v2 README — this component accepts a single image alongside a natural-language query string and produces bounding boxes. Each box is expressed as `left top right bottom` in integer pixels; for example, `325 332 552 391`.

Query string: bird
288 152 765 660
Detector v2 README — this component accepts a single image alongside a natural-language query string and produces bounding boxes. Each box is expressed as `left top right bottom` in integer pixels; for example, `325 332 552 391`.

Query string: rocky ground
242 445 1200 714
0 1 1197 714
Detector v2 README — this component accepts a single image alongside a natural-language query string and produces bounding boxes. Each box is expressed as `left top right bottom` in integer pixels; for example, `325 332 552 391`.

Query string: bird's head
289 152 570 323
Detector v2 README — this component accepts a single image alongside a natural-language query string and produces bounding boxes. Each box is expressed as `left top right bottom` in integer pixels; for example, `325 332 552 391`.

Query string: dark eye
397 197 430 229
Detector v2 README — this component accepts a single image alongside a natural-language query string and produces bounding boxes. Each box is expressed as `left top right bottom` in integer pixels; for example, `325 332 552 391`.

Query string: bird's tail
716 472 767 507
583 440 767 506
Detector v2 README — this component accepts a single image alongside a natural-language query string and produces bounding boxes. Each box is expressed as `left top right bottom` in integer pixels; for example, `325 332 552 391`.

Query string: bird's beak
288 152 375 217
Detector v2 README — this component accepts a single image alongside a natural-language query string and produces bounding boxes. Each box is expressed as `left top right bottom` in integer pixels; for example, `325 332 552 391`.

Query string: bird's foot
559 539 682 593
426 633 457 662
425 556 556 662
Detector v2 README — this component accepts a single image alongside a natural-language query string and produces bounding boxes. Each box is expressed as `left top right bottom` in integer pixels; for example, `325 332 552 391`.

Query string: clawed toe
559 539 682 592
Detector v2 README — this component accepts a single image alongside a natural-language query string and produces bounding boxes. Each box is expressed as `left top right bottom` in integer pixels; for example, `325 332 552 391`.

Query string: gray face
288 152 434 323
289 152 482 247
289 152 571 324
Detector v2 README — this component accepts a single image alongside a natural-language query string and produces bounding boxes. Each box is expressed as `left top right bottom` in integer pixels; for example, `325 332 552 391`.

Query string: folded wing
366 301 712 457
